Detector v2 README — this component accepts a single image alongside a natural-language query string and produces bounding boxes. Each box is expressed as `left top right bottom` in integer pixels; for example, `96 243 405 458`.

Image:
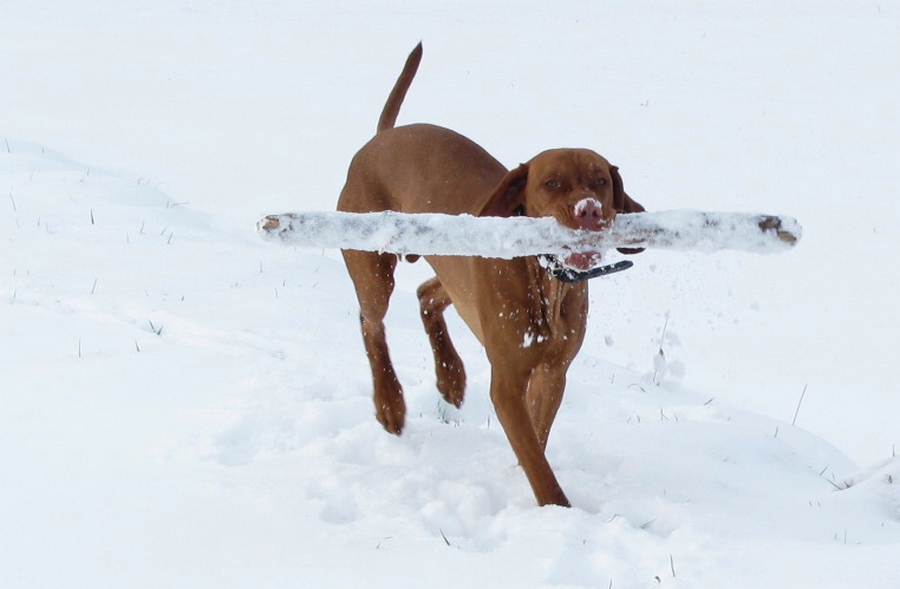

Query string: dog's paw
375 392 406 435
437 361 466 408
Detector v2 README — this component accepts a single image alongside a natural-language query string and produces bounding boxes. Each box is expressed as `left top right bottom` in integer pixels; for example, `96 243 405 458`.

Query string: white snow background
2 1 899 587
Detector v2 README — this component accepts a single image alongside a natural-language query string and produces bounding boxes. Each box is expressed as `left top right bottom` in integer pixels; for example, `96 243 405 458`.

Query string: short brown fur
337 44 644 507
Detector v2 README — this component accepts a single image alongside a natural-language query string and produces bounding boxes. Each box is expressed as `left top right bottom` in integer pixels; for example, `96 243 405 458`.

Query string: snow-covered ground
2 1 898 587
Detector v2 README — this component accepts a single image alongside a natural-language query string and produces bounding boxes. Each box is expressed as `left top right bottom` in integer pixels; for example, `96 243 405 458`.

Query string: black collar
538 254 634 283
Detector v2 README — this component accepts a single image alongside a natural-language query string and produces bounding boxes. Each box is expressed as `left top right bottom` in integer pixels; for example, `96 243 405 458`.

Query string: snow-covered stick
257 210 801 258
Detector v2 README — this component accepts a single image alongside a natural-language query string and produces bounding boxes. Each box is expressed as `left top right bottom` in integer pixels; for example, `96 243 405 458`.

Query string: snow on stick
258 210 801 258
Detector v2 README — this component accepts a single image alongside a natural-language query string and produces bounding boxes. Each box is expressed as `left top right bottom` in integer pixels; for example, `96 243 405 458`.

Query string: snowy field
2 1 899 587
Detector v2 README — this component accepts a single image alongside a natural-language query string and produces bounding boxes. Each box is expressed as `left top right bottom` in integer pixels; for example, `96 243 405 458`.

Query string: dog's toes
439 383 465 408
437 361 466 408
375 396 406 435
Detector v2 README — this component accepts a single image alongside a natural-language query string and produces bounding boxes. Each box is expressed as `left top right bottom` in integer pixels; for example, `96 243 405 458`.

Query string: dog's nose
574 198 605 230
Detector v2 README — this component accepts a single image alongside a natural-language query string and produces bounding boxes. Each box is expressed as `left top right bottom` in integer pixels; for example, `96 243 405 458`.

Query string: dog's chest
520 277 588 359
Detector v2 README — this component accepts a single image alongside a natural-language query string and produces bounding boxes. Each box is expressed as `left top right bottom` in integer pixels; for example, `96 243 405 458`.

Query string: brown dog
337 44 644 507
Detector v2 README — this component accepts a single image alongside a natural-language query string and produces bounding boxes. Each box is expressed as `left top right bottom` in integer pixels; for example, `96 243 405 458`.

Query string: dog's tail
376 43 423 134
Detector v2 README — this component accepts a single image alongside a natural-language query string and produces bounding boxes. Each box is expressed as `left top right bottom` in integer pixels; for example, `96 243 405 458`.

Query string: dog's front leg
490 366 570 507
526 364 568 452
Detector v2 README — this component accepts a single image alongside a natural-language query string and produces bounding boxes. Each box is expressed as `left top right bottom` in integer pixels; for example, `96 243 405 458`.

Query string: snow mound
2 142 898 588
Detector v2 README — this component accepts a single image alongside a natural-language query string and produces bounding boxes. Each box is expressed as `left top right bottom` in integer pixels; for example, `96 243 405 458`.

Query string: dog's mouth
562 251 603 271
540 251 633 283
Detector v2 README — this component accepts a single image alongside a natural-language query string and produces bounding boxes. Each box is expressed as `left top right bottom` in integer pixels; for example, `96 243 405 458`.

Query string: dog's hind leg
417 276 466 408
341 249 406 435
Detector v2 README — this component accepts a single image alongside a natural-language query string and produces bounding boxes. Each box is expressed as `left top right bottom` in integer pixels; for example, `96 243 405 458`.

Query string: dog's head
479 149 645 267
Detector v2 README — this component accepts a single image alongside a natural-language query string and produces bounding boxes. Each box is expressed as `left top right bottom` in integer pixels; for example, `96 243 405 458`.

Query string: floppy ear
479 164 529 217
611 165 645 214
611 165 646 254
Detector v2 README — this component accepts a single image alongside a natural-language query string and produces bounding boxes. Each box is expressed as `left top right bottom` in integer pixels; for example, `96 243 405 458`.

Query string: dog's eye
543 179 561 189
593 177 608 188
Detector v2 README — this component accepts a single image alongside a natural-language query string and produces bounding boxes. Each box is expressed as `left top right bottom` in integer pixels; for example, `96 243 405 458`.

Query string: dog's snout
574 198 605 230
